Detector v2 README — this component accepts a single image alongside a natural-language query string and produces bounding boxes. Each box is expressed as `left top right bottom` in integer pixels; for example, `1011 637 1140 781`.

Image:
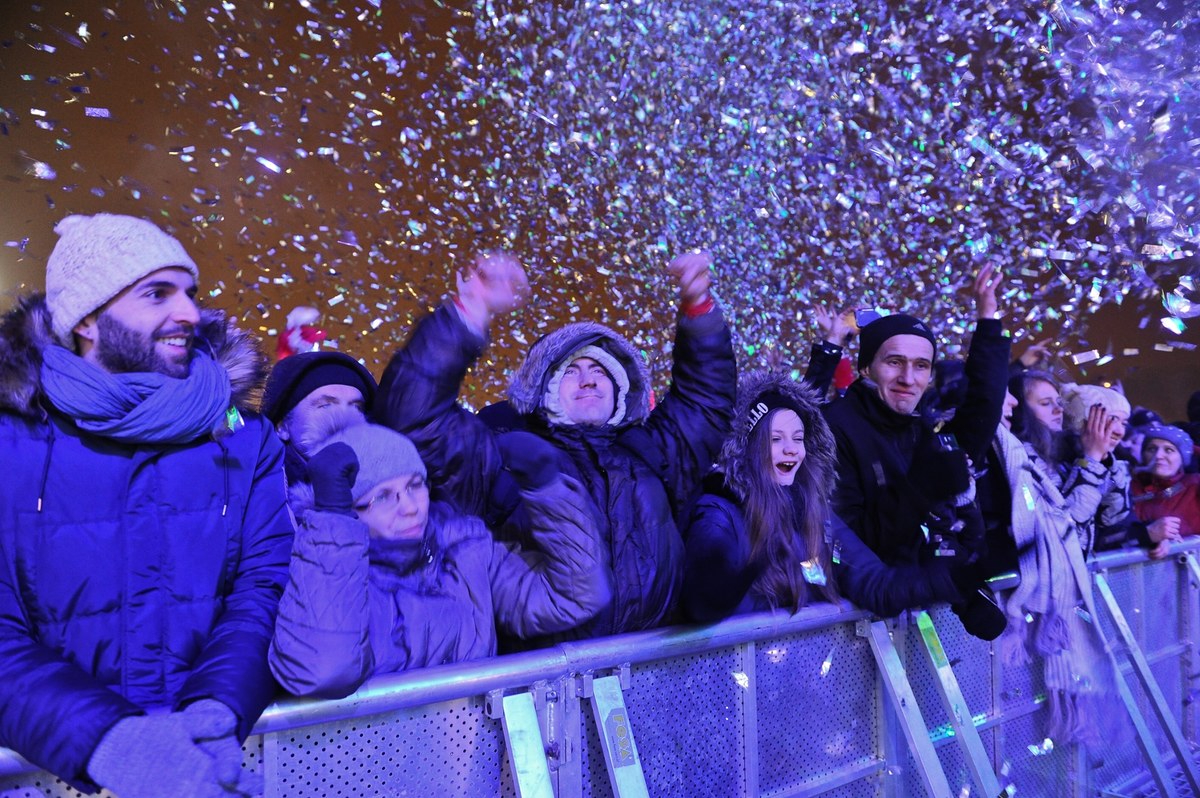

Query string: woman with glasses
268 415 611 698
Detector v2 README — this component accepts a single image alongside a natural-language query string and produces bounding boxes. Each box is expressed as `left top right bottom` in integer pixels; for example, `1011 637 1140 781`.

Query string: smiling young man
821 268 1010 638
0 214 293 797
376 250 736 642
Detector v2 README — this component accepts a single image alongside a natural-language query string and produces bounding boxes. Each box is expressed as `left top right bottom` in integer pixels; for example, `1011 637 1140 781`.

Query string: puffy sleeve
269 507 374 700
488 475 613 638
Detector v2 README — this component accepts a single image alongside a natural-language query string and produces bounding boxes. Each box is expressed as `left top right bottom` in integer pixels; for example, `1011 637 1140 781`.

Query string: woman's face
1024 380 1063 432
768 409 806 487
355 473 430 540
1143 438 1184 480
1104 412 1128 454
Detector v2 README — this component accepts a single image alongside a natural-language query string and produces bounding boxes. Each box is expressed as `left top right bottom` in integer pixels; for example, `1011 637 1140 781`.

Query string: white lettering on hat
747 401 770 431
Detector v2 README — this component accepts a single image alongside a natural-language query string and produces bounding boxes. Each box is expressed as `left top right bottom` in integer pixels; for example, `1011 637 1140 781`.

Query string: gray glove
88 712 227 798
182 700 263 796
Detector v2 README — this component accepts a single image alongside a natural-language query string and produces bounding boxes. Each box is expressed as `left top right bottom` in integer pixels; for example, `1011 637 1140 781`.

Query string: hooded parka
0 295 293 791
376 302 736 639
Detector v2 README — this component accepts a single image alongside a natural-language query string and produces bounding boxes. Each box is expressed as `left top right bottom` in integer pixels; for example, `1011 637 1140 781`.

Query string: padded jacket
0 295 293 790
376 302 736 639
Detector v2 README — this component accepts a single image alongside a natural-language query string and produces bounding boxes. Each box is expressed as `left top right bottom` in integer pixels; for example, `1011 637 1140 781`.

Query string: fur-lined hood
720 370 838 502
507 321 652 429
0 293 266 420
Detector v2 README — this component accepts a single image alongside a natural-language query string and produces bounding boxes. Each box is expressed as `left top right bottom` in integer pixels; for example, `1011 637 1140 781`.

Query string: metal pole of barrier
913 610 1002 797
487 690 555 798
587 673 649 798
1184 553 1200 742
1093 571 1187 798
862 619 954 798
740 640 760 797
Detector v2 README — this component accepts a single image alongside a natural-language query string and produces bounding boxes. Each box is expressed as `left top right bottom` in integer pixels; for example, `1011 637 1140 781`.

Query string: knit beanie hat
857 313 937 369
1061 383 1131 432
1141 424 1194 468
45 214 200 347
317 422 426 503
542 344 631 426
260 351 378 424
746 389 805 433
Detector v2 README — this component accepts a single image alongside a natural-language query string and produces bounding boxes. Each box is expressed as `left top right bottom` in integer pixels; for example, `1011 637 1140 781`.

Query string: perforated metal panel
579 645 749 798
263 698 508 798
756 624 879 796
904 605 995 732
993 707 1074 797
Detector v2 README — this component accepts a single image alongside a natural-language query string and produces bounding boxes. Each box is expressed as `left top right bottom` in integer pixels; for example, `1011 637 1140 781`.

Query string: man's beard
95 313 193 378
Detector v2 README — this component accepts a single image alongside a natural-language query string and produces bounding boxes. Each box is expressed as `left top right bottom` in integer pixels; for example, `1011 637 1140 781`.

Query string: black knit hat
746 389 805 433
260 351 377 424
857 313 937 370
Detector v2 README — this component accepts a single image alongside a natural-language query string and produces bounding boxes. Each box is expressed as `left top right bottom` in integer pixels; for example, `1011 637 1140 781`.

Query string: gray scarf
993 427 1123 751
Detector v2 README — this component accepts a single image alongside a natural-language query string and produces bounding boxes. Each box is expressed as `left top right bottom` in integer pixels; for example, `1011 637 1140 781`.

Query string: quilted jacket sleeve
488 475 613 638
375 304 508 521
633 307 737 512
269 509 373 700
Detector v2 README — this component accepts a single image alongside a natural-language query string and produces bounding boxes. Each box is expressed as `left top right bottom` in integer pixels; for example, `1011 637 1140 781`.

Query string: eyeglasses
355 478 426 513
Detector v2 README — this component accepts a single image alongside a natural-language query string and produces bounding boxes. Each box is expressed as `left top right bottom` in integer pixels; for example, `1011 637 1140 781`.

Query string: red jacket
1132 471 1200 537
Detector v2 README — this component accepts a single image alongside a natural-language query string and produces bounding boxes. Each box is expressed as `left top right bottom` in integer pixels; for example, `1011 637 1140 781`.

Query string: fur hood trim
0 293 266 419
507 321 651 428
721 370 838 501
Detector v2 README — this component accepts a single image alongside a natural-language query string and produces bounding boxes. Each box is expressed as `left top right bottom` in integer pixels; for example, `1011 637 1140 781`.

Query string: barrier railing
3 540 1198 797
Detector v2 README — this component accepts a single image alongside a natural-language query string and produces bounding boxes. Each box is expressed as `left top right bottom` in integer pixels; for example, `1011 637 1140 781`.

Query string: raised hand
667 251 714 311
972 264 1003 320
1080 403 1117 462
815 306 855 347
455 252 529 332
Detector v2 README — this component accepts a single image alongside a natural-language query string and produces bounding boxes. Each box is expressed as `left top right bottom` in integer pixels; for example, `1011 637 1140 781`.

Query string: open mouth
775 461 798 474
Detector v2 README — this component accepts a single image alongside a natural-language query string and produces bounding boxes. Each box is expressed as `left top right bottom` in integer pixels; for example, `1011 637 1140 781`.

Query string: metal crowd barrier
3 540 1198 798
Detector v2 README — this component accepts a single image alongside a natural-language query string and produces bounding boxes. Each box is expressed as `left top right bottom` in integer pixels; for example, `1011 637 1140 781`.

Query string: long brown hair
741 408 839 613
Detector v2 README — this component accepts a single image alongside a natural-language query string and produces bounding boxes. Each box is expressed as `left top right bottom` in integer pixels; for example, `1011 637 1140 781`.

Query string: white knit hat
45 213 200 347
1061 382 1132 432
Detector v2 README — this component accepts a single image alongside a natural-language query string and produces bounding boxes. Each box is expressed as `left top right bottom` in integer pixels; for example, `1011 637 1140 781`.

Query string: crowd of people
1 213 1197 796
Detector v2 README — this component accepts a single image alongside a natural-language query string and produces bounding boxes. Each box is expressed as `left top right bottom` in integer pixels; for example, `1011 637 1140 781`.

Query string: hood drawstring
37 423 57 513
217 439 230 517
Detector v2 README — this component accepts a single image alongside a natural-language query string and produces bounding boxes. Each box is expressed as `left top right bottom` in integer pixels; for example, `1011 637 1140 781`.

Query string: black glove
308 442 360 515
947 561 1007 641
496 431 559 490
910 436 971 504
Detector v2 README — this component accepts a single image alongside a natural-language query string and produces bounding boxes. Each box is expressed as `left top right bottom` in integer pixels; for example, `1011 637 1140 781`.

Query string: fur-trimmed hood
720 370 838 502
507 321 652 429
0 293 266 420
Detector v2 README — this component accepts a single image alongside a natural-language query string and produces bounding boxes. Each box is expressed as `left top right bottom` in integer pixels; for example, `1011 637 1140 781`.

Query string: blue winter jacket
0 295 294 791
376 302 736 639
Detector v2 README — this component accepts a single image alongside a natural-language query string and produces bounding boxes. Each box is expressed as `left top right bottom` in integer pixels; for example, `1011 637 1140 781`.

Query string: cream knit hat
45 213 200 347
1061 382 1132 432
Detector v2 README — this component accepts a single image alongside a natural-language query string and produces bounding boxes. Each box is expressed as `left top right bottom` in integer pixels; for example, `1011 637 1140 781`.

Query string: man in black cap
823 266 1010 637
260 351 378 484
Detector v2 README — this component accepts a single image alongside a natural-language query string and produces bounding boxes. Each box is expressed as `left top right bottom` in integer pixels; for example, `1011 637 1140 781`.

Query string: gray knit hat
45 213 200 347
317 422 427 502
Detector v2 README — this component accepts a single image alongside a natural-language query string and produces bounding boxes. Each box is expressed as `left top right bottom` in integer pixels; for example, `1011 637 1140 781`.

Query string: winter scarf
993 427 1123 751
41 345 233 445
